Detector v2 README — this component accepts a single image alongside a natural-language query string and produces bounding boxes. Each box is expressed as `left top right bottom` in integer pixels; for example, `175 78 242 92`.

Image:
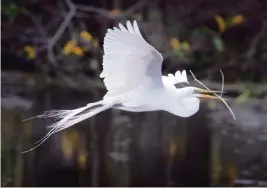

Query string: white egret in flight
22 20 235 153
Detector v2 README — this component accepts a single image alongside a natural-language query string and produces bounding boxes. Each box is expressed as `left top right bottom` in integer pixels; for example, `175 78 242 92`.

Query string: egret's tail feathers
47 101 116 134
23 110 71 121
21 100 116 153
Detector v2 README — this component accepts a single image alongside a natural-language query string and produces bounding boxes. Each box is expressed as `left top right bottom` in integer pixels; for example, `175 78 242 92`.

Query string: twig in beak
189 70 236 120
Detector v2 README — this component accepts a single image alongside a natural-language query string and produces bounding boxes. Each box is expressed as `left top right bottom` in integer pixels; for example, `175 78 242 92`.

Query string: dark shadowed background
1 0 267 186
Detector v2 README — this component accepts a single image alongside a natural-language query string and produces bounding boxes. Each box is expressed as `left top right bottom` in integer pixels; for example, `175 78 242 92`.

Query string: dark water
1 84 267 187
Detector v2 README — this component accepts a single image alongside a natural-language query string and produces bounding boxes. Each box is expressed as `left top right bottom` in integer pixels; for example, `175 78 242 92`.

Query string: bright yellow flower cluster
63 31 99 56
215 14 245 33
63 40 84 56
24 45 36 59
170 38 190 51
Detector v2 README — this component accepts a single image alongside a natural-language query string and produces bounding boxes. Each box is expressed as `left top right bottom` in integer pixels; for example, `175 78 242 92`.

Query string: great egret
22 20 235 153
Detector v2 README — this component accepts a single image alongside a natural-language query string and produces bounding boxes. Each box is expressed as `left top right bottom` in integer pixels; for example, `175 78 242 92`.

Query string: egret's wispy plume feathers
23 110 71 121
21 100 116 153
49 102 116 134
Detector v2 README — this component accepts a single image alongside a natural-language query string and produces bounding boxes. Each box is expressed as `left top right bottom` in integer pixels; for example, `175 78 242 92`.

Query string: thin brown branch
18 36 47 44
47 0 76 65
75 5 112 18
75 0 147 19
26 13 47 37
246 21 267 60
123 0 147 16
188 79 267 95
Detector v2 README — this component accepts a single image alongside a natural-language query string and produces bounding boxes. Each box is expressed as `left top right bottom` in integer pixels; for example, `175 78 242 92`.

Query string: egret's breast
161 96 200 117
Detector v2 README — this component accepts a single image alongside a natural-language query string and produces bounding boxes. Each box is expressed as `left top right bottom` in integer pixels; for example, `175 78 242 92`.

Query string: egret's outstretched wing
100 20 164 98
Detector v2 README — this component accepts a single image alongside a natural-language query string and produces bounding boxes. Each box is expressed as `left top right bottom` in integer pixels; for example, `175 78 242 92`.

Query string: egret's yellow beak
196 89 222 99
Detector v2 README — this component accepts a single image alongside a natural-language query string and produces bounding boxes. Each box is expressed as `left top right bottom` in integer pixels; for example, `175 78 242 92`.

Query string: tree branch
75 0 147 19
188 79 267 95
47 0 76 65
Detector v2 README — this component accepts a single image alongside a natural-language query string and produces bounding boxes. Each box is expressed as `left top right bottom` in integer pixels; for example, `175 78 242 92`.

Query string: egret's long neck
165 98 200 118
161 88 200 118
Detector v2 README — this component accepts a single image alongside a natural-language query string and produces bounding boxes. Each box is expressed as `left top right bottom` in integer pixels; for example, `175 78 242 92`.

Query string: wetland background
1 0 267 186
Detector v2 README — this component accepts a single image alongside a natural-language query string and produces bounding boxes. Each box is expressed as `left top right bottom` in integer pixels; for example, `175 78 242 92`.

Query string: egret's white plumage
22 20 234 153
101 21 164 99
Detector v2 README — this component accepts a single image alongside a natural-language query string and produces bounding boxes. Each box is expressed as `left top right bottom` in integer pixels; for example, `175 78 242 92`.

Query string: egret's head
175 86 235 119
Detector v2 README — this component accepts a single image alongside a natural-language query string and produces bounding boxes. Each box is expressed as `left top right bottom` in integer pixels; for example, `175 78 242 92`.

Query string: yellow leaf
72 46 84 56
61 134 74 159
181 41 190 51
215 15 226 33
63 40 76 55
169 141 177 158
92 38 99 48
61 130 79 159
170 38 180 50
235 89 250 104
80 31 92 42
109 9 120 16
77 148 87 170
231 15 245 25
228 165 237 185
24 45 36 59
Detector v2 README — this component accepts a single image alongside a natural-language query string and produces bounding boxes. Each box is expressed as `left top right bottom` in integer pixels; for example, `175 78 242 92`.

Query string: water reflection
1 86 267 186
